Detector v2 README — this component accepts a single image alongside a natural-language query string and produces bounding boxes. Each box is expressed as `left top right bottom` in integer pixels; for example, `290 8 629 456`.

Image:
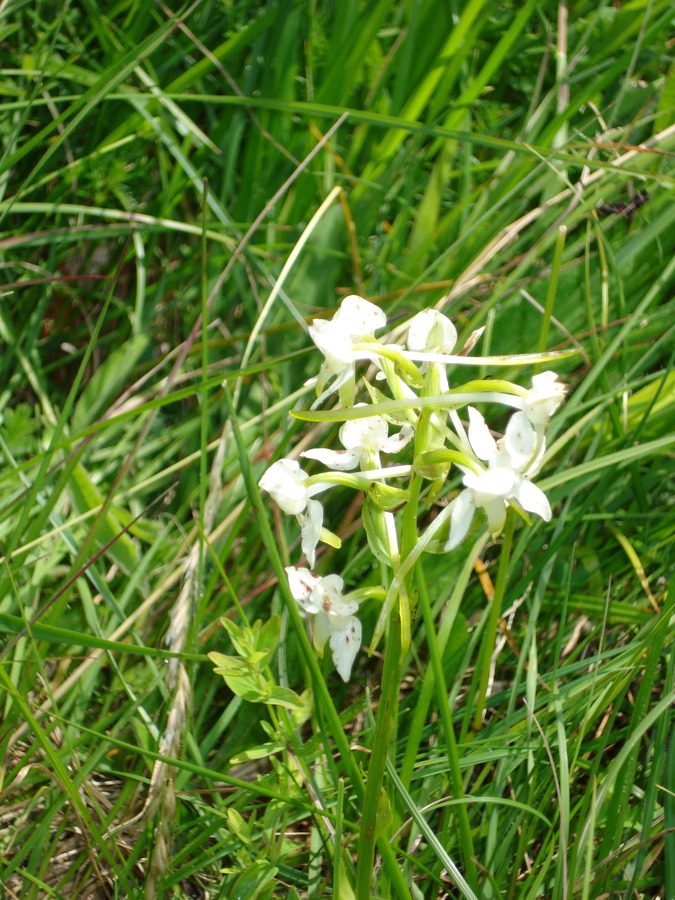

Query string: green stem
224 384 410 897
472 510 515 731
417 567 479 888
355 618 403 900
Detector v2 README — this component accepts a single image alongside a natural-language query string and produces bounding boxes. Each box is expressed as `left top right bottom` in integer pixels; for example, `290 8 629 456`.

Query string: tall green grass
0 0 673 897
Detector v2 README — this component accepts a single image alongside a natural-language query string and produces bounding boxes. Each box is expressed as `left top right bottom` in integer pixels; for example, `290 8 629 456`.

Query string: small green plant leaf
226 807 253 845
257 614 280 653
266 686 305 710
229 741 284 765
68 463 138 572
229 859 279 899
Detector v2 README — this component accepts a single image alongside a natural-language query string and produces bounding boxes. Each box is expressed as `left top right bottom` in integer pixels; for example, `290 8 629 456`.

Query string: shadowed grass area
0 1 673 898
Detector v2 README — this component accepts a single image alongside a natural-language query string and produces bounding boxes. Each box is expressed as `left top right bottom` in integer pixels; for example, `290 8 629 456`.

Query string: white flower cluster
259 295 567 680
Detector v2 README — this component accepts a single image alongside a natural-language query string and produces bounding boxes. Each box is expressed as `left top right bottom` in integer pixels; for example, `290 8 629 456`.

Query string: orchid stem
472 510 515 731
355 617 402 900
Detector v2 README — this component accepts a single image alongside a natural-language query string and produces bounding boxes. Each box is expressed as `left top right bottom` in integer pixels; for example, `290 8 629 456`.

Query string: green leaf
2 403 38 455
67 463 138 573
614 369 675 439
72 334 149 431
229 742 285 765
655 56 675 133
208 651 242 673
219 616 251 658
226 808 253 845
266 686 305 710
221 672 271 703
257 614 281 656
229 859 279 899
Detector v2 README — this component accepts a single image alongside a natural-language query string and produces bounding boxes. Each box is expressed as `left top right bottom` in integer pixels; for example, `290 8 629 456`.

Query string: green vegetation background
0 1 673 898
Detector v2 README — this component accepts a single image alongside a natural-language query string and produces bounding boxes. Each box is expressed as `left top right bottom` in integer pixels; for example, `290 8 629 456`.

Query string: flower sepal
361 501 394 566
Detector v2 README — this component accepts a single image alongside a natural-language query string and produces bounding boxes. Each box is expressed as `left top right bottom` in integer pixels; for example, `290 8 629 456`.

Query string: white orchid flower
302 406 414 471
285 566 362 681
308 294 387 404
258 459 329 567
407 308 457 355
523 371 567 428
445 407 551 550
406 309 458 393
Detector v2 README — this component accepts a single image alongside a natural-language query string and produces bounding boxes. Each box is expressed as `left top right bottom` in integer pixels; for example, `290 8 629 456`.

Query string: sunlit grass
0 1 673 897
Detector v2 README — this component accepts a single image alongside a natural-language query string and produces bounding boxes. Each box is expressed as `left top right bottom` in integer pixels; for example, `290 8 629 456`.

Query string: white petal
503 411 537 471
334 294 387 335
467 407 498 462
312 575 344 616
445 489 476 551
316 575 358 618
464 467 516 502
258 459 308 515
319 572 345 596
381 424 415 454
329 616 362 681
524 433 547 477
301 448 360 470
340 413 389 454
406 309 457 354
531 371 560 392
525 371 566 426
307 572 358 618
515 480 552 522
309 318 354 370
285 566 322 613
301 498 324 568
284 565 315 600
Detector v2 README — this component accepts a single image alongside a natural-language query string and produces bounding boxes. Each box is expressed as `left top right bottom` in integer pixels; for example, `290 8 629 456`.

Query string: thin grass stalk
537 224 567 359
399 533 488 792
386 763 481 900
416 567 478 889
555 0 569 152
664 717 675 895
596 575 675 879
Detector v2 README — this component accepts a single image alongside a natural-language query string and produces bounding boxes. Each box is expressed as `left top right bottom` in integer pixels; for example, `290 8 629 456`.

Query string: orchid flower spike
308 294 387 405
445 407 552 550
258 459 328 567
285 566 362 681
302 405 414 471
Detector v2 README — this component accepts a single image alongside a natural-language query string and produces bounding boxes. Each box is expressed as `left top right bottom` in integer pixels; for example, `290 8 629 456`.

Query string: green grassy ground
0 1 673 898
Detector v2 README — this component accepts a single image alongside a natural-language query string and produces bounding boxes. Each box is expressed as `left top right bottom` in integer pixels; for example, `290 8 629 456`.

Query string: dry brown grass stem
144 425 230 897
